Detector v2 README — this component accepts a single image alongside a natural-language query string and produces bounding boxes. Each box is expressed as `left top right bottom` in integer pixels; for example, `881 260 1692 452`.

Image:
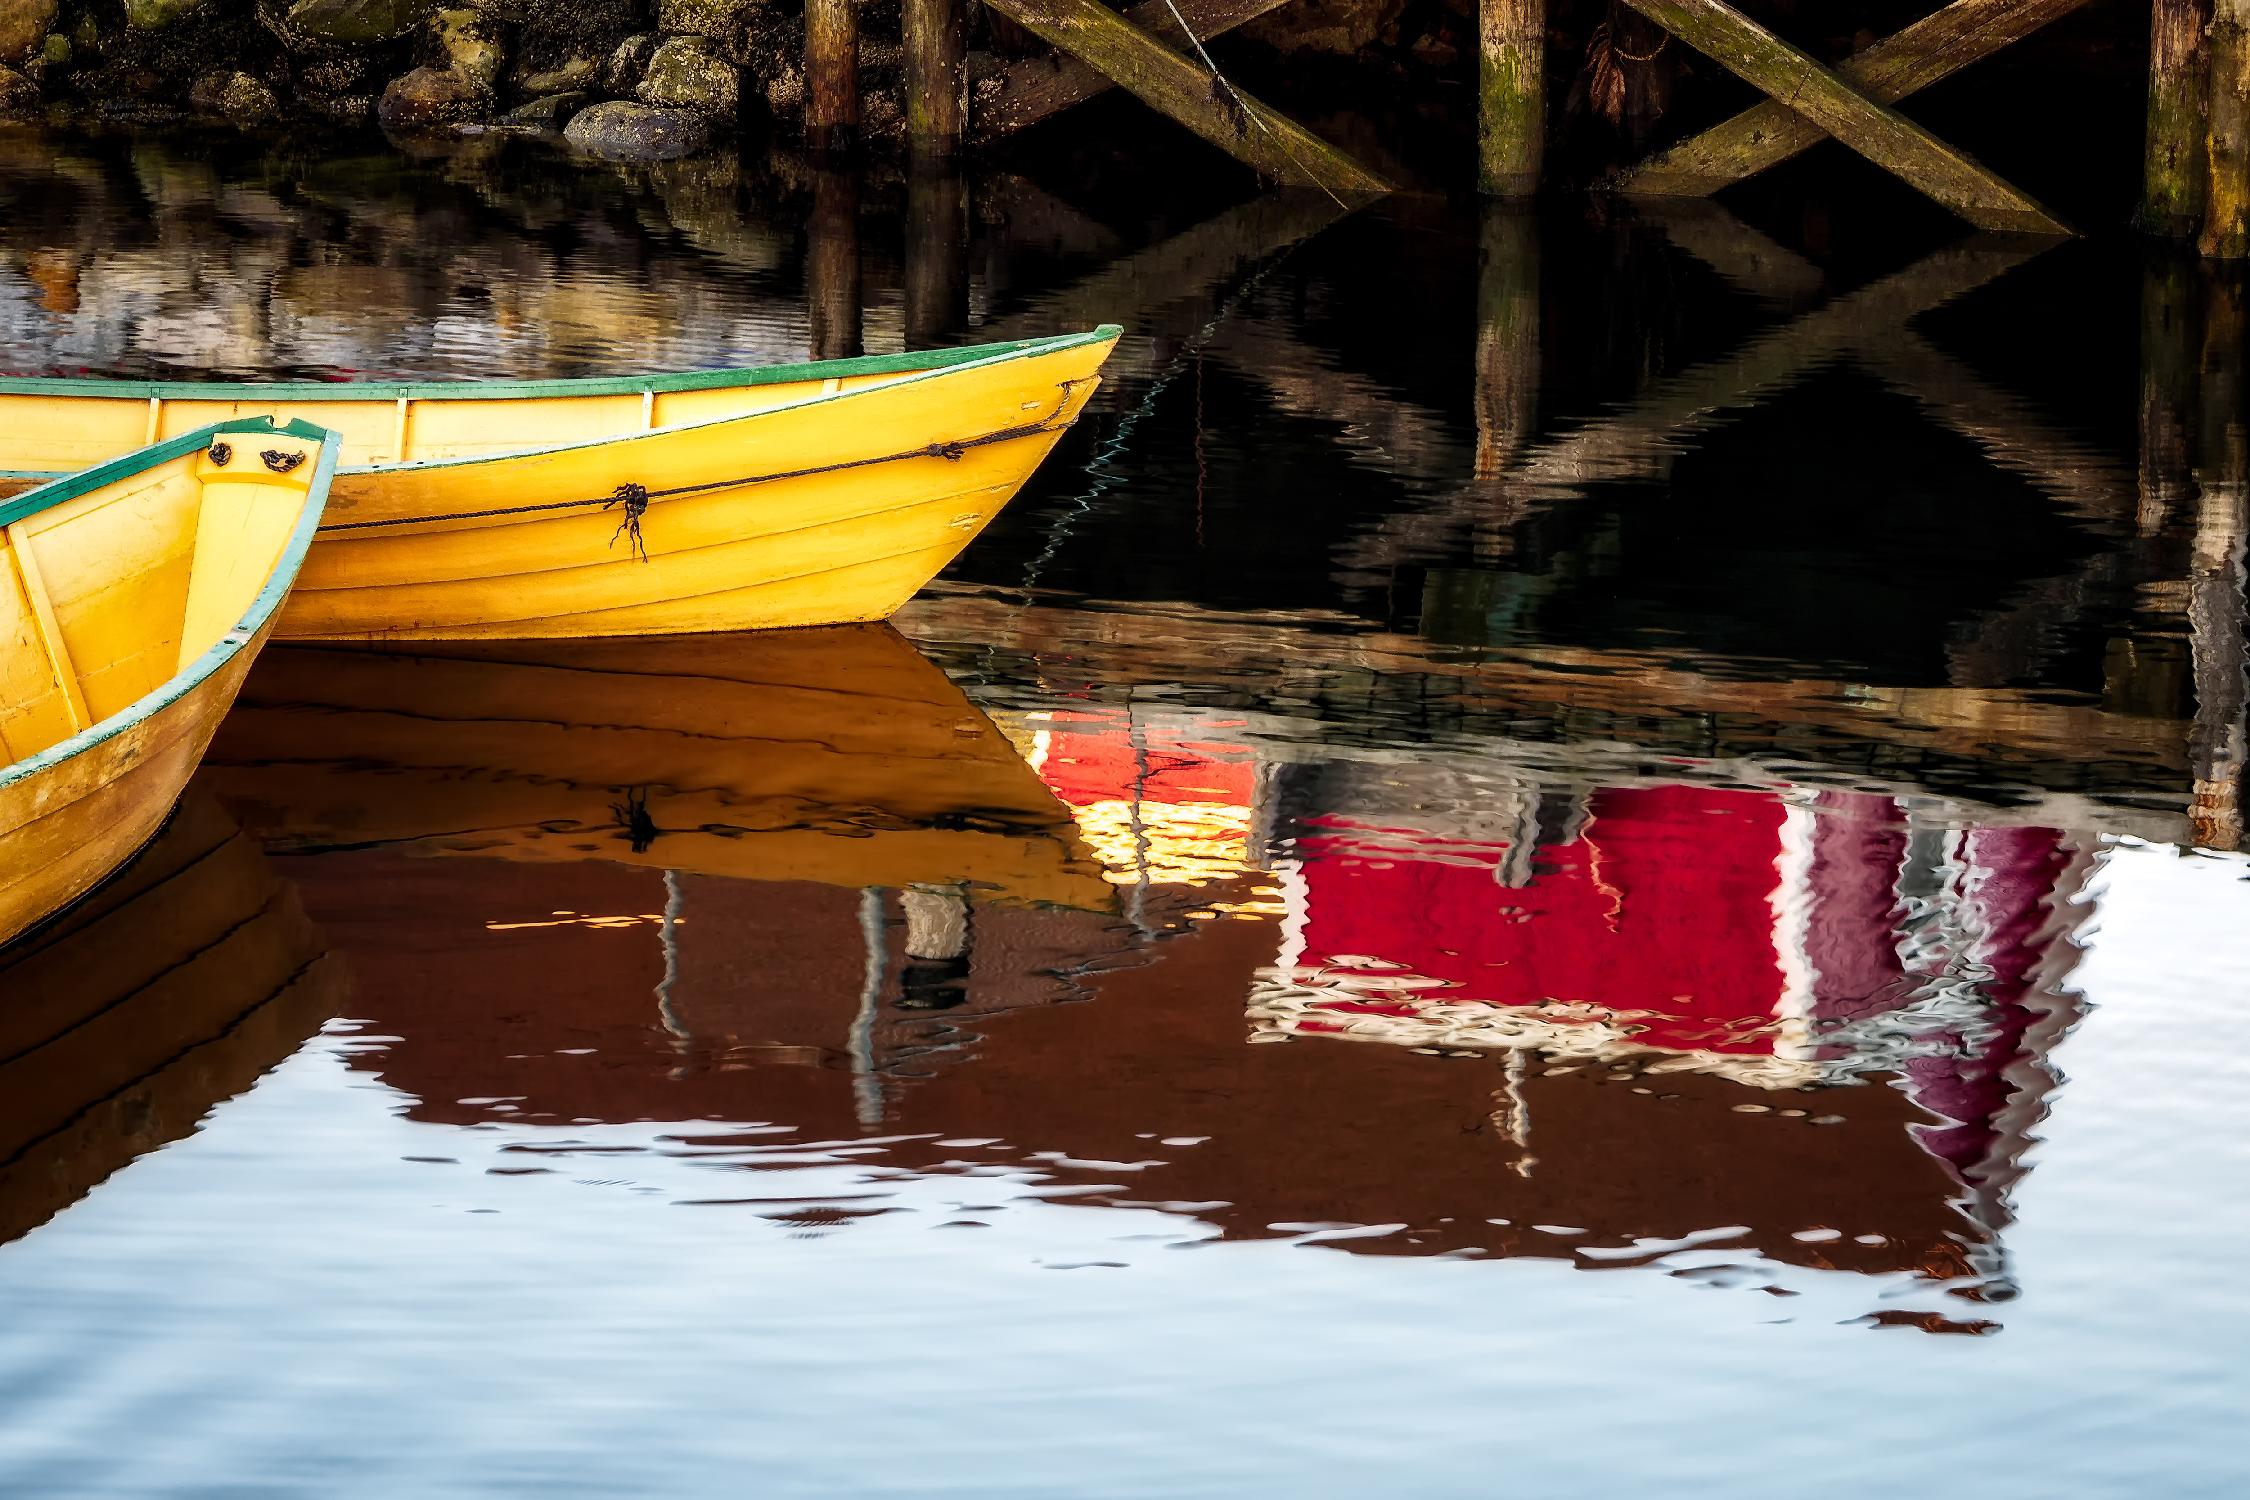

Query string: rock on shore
563 98 710 161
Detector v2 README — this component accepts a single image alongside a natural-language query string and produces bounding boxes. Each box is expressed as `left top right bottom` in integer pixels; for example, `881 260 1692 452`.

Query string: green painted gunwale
0 416 339 793
333 323 1121 482
0 328 1121 405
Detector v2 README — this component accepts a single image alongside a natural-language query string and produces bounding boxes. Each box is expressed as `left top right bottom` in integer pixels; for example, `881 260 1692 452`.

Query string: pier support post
805 0 860 155
1478 0 1545 196
808 167 863 360
2142 0 2213 237
905 0 969 157
905 163 971 346
2190 268 2247 848
2206 0 2250 258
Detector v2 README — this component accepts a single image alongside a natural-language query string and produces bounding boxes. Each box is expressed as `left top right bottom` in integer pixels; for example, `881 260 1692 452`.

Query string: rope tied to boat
316 380 1087 545
604 482 651 561
610 786 660 853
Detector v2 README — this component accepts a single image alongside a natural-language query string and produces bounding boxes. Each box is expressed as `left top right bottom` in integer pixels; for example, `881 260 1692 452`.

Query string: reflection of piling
1473 205 1539 558
2140 254 2199 534
2190 269 2247 848
905 164 971 347
1478 0 1546 196
2141 0 2212 238
898 885 972 1011
807 167 863 360
805 0 860 157
1474 206 1539 478
904 0 968 158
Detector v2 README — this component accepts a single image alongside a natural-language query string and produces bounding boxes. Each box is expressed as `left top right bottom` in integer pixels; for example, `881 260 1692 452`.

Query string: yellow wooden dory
202 625 1116 910
0 417 338 945
0 328 1121 640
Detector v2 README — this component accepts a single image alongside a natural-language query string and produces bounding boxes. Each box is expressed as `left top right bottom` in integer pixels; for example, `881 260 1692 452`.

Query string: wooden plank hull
0 418 335 945
0 628 271 945
0 795 342 1246
0 330 1120 639
202 626 1116 910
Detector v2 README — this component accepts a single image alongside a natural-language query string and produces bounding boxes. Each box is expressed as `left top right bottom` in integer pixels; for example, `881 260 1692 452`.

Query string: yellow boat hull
203 626 1116 911
0 330 1120 640
0 418 336 944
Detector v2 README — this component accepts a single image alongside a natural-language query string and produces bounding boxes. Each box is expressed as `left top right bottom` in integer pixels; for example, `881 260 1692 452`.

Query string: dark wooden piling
808 167 863 360
2207 0 2250 258
905 164 971 346
2190 267 2247 846
2141 0 2213 237
805 0 860 155
904 0 968 157
1478 0 1545 196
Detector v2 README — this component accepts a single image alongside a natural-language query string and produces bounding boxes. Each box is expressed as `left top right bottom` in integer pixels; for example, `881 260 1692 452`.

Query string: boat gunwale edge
0 417 340 794
0 328 1125 406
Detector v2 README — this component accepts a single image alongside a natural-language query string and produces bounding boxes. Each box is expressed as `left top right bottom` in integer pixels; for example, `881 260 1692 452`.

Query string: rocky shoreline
0 0 927 161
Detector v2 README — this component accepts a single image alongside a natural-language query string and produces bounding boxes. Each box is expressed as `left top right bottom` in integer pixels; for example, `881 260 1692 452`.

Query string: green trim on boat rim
0 416 332 529
0 417 339 792
0 328 1124 404
335 324 1118 480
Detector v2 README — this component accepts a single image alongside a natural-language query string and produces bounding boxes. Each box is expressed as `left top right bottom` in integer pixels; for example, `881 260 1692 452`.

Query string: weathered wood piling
804 0 860 156
2143 0 2214 237
904 0 969 157
1478 0 1545 197
2209 0 2250 258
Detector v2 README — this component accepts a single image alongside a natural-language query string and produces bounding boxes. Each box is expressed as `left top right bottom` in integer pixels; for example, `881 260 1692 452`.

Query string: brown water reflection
181 623 2119 1333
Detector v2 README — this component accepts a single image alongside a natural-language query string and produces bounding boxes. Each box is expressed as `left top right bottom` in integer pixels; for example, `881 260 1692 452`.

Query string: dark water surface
2 130 2246 1498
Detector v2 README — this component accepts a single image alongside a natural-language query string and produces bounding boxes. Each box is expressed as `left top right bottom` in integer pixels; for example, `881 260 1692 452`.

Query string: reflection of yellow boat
203 625 1115 910
0 331 1119 640
0 418 336 944
0 795 343 1245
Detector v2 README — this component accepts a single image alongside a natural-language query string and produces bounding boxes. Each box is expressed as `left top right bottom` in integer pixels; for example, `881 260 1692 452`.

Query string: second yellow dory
0 417 336 944
0 328 1120 640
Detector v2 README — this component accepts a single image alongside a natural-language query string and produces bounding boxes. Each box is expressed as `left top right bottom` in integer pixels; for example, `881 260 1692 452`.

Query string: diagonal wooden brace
1623 0 2095 198
1621 0 2070 234
975 0 1297 141
982 0 1391 197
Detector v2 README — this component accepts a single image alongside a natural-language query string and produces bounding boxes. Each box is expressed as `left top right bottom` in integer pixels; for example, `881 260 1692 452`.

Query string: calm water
2 129 2247 1498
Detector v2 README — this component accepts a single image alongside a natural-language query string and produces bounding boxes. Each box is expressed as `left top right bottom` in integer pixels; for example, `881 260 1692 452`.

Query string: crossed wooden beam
1617 0 2085 235
980 0 1390 197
